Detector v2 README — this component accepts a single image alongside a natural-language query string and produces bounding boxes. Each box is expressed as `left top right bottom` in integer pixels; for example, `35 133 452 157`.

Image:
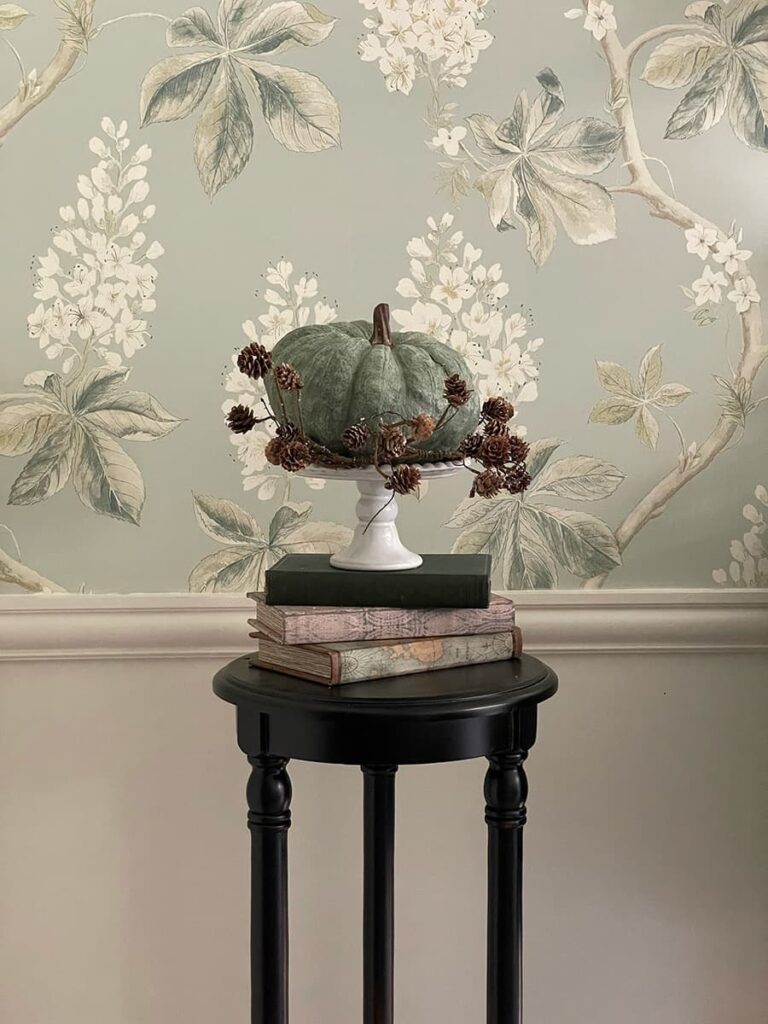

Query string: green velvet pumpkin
264 304 480 455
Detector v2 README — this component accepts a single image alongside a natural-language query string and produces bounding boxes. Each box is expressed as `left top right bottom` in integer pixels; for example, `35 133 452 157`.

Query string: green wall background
1 0 766 593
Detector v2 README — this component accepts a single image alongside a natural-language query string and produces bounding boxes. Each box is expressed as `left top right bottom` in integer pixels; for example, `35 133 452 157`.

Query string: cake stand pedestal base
299 462 463 572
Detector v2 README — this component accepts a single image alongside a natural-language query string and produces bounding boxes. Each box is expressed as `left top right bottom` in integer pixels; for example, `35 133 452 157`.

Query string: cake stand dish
299 461 463 571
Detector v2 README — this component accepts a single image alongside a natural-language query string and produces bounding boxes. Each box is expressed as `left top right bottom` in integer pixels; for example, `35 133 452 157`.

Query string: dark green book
263 554 491 609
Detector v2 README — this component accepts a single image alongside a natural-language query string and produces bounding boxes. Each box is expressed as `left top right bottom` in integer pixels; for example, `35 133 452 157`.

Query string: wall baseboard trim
0 590 766 661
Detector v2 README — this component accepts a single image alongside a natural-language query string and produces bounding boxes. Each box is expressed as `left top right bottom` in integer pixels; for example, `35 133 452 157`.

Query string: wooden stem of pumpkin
369 303 393 347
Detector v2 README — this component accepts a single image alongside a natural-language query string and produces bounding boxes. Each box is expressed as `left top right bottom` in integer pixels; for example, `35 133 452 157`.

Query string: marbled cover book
252 629 523 685
250 593 515 645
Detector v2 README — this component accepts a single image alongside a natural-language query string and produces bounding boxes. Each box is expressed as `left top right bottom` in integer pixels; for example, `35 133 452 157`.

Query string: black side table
213 654 558 1024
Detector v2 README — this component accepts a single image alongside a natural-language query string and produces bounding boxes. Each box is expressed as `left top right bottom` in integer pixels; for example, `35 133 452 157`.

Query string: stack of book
247 553 522 686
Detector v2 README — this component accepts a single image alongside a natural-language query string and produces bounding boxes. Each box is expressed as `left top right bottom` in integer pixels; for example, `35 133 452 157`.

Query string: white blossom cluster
394 213 542 416
683 224 760 315
358 0 493 95
223 261 337 499
712 485 768 587
26 117 163 374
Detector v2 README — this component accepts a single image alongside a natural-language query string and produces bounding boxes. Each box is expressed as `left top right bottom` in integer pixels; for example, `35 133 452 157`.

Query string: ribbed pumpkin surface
264 318 480 455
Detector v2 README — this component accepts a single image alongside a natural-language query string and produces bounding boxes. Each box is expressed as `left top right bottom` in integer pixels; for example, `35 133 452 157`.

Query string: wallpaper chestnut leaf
0 0 766 595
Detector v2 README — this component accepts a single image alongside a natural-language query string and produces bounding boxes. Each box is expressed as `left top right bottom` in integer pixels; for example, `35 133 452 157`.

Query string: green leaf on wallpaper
235 1 336 55
464 69 623 265
8 421 76 505
189 545 273 592
241 60 341 151
2 373 180 524
72 366 130 411
140 0 340 197
189 496 352 591
194 60 254 198
140 55 220 125
81 391 182 441
167 6 222 48
194 493 266 544
71 424 145 526
589 346 692 450
446 437 623 589
526 505 620 578
0 402 65 456
532 455 625 502
0 4 30 30
642 1 768 150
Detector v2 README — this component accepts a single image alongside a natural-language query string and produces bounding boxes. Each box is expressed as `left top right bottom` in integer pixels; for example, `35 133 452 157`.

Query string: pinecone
273 363 303 391
226 403 256 434
471 468 506 499
409 413 436 442
505 464 532 495
459 433 484 459
276 422 300 443
378 425 408 461
507 435 530 464
279 438 312 472
482 397 515 423
444 374 472 407
385 464 422 495
341 420 370 451
265 437 284 466
237 341 272 380
479 434 512 466
483 417 510 437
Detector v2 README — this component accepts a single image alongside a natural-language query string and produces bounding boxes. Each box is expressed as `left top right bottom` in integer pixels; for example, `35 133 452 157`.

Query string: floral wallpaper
0 0 765 594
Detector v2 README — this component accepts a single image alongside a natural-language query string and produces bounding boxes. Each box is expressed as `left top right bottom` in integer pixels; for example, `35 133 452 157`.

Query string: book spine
260 604 515 645
335 629 523 685
265 571 490 609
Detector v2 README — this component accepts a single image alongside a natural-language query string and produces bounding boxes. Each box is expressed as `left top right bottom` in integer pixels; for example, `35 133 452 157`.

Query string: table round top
213 654 558 765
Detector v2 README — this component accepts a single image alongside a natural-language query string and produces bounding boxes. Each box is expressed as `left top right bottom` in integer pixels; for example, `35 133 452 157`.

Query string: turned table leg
247 754 292 1024
485 706 537 1024
362 764 397 1024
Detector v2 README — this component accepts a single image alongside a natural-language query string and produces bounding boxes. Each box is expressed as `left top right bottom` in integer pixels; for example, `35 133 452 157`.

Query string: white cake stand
299 461 463 571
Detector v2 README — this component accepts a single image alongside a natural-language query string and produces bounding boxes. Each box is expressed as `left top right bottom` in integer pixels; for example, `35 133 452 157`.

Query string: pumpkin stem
369 303 393 347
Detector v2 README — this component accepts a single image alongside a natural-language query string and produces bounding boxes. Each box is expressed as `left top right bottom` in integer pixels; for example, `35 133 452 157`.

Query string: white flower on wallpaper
223 261 337 499
0 117 180 527
394 213 542 414
681 224 758 321
26 117 161 374
564 3 617 42
359 0 493 95
713 485 768 587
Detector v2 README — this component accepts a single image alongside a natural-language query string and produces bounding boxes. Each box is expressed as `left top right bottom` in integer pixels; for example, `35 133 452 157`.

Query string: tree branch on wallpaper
0 118 181 536
578 0 768 587
0 1 96 142
0 541 66 593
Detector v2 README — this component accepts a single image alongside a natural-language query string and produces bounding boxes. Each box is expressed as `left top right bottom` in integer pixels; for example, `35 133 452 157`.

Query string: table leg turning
362 765 397 1024
247 754 292 1024
485 706 537 1024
